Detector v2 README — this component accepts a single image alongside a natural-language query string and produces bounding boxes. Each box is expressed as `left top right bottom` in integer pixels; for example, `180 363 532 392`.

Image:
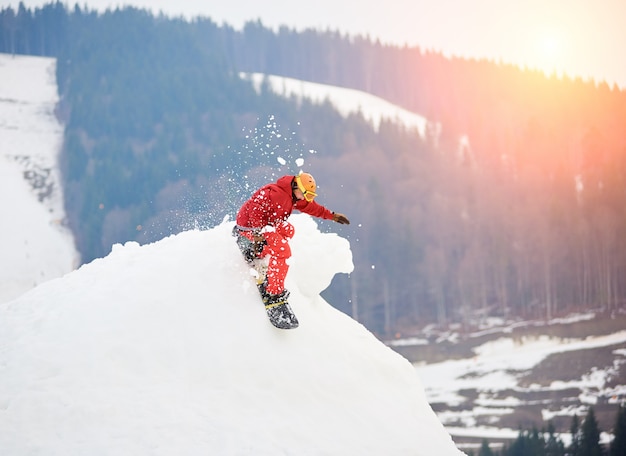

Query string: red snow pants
242 222 294 295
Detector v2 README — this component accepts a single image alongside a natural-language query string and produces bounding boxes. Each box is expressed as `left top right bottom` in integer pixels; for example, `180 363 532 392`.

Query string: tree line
1 3 625 334
470 405 626 456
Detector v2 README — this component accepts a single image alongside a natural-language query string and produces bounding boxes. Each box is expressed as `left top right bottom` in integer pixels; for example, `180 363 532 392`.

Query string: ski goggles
295 176 317 202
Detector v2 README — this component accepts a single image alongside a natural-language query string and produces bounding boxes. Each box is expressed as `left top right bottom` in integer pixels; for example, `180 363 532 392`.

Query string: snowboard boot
265 289 291 307
258 281 299 329
257 280 290 304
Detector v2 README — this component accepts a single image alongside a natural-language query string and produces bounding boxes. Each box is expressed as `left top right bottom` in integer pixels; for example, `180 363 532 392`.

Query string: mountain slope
0 53 78 304
243 72 429 134
0 214 463 455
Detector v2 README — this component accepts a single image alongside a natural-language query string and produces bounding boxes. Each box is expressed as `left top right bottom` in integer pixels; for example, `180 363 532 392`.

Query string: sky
2 0 626 88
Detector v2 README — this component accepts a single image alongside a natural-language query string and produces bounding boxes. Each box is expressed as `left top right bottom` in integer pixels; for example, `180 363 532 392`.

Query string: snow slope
243 72 428 135
0 53 78 303
0 214 464 455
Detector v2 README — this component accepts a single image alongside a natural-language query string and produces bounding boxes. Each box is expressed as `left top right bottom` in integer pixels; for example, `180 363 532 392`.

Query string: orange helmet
294 172 317 202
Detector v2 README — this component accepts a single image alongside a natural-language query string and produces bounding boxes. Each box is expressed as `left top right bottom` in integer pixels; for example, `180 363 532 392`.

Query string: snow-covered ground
413 329 626 445
418 330 626 408
243 72 428 135
0 53 78 304
0 214 464 455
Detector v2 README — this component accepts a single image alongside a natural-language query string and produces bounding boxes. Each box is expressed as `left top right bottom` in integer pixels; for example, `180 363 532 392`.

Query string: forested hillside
2 3 625 335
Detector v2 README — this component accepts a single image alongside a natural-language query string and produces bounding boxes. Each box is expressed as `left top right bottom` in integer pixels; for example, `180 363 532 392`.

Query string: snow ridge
0 214 463 455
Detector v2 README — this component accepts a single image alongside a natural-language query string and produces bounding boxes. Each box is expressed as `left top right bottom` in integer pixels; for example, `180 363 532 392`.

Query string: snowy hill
0 53 78 303
0 214 463 455
243 72 428 135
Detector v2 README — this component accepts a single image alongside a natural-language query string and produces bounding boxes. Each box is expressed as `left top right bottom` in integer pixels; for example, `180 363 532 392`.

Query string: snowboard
248 257 299 330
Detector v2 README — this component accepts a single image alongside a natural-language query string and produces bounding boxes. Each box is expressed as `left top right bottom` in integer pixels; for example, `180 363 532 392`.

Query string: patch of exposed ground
519 343 624 387
390 314 626 365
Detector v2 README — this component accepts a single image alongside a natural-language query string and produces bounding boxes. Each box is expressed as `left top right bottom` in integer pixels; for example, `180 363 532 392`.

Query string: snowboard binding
258 280 298 329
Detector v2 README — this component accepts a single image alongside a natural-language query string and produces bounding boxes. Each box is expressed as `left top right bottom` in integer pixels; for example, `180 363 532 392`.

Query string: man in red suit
234 172 350 306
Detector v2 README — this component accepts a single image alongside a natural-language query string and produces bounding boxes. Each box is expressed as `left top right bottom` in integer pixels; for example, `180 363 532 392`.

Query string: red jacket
236 175 334 229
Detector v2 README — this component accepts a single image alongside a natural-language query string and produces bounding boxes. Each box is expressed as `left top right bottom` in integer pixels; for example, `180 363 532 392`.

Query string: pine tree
545 421 566 456
478 439 494 456
610 404 626 456
570 414 582 456
580 407 603 456
505 428 546 456
531 426 547 456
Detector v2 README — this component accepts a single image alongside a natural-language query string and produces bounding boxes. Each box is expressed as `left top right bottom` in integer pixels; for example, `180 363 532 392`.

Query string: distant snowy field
412 327 626 445
0 53 78 304
243 72 428 135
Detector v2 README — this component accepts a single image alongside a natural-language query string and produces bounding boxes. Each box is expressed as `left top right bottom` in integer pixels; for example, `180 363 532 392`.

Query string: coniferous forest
2 3 626 335
470 405 626 456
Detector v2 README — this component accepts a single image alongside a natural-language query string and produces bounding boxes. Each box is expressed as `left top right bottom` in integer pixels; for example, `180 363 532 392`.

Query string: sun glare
540 33 560 59
532 27 567 76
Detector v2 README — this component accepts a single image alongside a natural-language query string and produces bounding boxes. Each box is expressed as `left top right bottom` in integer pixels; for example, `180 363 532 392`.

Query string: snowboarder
233 172 350 316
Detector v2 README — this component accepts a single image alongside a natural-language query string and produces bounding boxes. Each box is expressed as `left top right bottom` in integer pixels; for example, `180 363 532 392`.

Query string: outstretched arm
297 200 349 224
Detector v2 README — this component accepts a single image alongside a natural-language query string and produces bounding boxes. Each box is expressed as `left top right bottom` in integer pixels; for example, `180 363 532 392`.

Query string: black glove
332 212 350 225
